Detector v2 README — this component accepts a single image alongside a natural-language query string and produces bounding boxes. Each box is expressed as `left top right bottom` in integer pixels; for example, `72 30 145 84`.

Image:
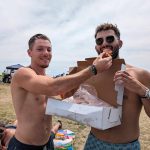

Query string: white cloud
0 0 150 75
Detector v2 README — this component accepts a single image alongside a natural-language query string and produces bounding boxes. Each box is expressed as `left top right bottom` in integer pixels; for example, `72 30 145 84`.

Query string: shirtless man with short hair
8 33 112 150
84 23 150 150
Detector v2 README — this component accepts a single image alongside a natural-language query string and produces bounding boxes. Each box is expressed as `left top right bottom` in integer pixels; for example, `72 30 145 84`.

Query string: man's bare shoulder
11 67 36 85
126 64 149 73
126 64 150 84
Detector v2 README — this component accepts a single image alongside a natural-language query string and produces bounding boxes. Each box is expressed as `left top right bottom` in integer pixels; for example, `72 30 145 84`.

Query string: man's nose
102 39 108 46
43 49 49 56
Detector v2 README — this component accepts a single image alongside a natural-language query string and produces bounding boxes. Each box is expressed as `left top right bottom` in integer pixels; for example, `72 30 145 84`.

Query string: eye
37 48 43 51
47 48 52 52
106 36 114 43
96 38 103 45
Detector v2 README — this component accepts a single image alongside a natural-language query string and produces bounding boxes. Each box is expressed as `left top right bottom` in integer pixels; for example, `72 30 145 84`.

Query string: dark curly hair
95 23 120 39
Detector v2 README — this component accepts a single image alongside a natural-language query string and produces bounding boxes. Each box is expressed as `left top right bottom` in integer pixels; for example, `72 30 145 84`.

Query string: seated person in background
0 120 62 150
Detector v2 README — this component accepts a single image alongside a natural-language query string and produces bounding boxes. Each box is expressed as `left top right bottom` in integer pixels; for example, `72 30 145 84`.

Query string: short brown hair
95 23 120 39
28 34 51 49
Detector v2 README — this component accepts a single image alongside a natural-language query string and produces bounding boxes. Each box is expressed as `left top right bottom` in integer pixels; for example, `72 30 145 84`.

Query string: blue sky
0 0 150 76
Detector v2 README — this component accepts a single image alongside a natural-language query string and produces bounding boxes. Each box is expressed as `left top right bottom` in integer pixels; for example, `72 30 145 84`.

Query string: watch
90 65 97 75
141 88 150 99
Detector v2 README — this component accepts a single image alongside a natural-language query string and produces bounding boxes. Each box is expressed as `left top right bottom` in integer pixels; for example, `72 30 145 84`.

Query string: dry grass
0 83 16 124
0 83 150 150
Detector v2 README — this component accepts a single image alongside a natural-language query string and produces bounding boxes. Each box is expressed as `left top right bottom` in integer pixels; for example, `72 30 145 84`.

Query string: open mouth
102 48 113 58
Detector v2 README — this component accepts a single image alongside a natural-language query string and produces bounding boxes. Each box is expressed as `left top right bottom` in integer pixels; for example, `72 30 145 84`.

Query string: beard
112 46 119 59
39 58 51 68
39 64 49 68
97 45 120 59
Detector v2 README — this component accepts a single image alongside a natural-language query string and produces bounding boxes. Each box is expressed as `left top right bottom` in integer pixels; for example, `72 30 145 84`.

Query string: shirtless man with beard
84 23 150 150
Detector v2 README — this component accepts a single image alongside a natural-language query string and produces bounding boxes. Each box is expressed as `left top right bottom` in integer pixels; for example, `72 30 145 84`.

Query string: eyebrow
37 45 52 49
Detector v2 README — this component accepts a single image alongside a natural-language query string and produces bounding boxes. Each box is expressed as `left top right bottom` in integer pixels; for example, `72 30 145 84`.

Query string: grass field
0 83 150 150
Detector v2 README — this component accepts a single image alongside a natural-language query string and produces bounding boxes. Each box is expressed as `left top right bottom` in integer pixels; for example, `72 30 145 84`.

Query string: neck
116 55 120 59
29 64 46 75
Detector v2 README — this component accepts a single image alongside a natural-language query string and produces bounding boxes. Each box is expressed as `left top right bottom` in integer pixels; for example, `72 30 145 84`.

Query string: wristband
90 65 97 75
141 88 150 99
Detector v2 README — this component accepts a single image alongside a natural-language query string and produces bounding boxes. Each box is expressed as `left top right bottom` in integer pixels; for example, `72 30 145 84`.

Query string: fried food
102 50 112 58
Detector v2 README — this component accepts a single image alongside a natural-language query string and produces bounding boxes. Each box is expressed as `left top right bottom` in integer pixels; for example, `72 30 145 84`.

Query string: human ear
119 40 123 48
27 49 32 57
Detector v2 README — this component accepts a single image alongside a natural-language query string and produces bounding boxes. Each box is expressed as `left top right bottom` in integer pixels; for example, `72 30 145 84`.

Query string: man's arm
12 52 112 97
139 71 150 117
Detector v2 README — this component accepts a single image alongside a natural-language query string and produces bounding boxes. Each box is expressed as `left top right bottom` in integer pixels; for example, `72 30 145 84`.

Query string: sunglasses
96 35 115 45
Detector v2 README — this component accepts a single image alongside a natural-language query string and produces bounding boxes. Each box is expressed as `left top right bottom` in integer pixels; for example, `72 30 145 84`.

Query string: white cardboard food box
45 63 125 130
45 98 122 130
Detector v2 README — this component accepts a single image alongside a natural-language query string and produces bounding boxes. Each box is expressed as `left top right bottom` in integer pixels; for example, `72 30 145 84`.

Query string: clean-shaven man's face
28 39 52 68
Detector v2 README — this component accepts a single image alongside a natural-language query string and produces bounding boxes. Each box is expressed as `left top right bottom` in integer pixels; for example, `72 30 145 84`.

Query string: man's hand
93 52 112 73
114 70 147 96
